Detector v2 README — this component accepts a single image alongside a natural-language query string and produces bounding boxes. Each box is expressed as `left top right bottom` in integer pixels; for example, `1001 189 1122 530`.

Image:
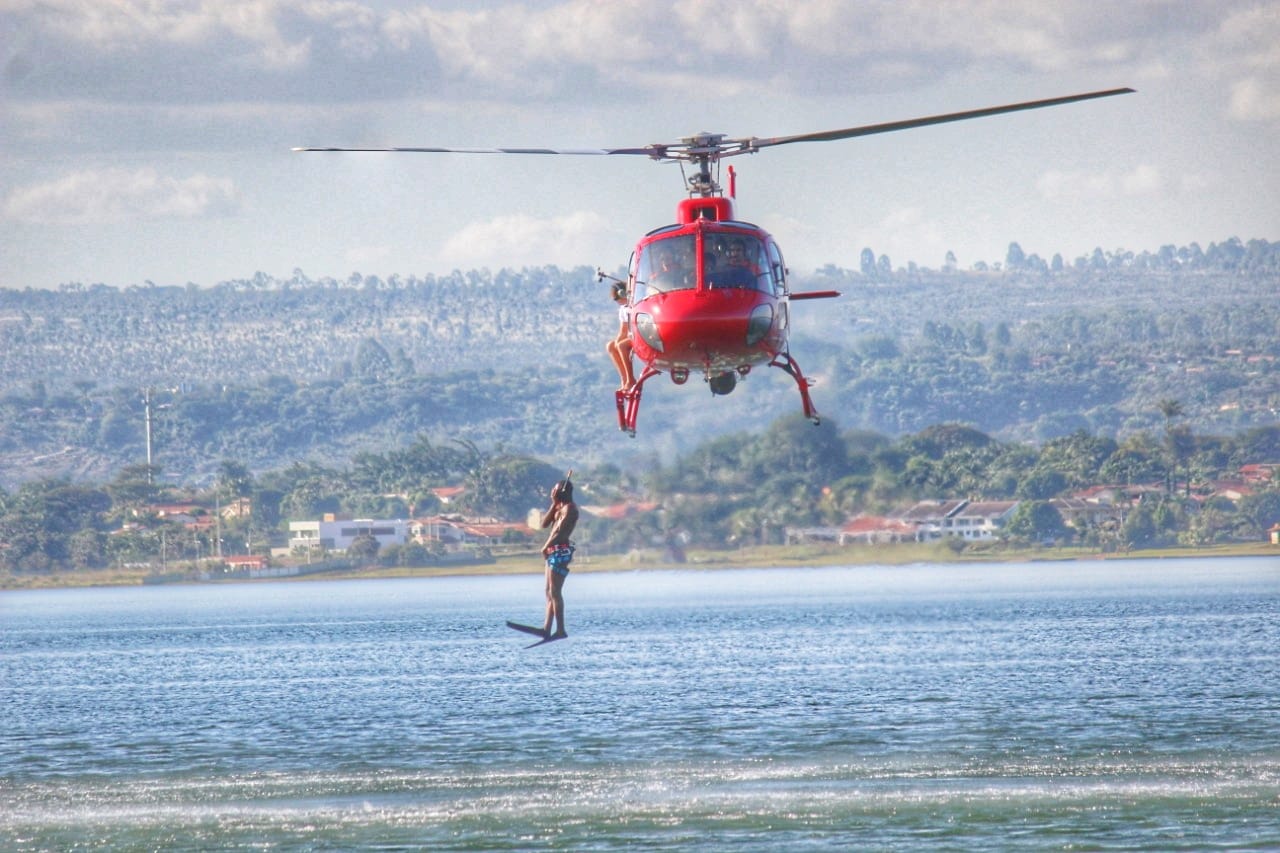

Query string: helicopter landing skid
769 352 821 425
616 365 661 437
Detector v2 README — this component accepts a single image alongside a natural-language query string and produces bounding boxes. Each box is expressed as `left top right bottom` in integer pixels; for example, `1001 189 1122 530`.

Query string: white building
944 501 1019 540
289 517 409 553
410 516 466 545
894 499 1020 541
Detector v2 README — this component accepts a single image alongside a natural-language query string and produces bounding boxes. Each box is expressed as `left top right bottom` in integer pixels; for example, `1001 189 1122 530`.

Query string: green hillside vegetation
2 413 1278 578
1 237 1278 577
2 238 1276 490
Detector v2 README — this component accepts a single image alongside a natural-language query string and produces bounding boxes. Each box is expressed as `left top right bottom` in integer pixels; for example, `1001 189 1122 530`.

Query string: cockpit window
632 231 775 299
635 235 696 298
706 234 770 292
767 241 786 295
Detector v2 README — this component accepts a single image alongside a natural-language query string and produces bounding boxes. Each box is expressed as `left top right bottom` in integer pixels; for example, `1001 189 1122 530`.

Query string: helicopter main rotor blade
294 87 1132 164
292 145 657 156
744 87 1134 151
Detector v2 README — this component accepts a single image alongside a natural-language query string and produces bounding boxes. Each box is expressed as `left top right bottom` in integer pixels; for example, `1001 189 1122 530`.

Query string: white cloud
673 1 783 60
1228 77 1280 121
846 206 949 269
3 168 240 225
438 210 617 269
1120 163 1163 195
1197 1 1280 122
10 0 1245 107
17 0 317 68
344 244 392 268
1211 2 1280 73
1036 164 1164 201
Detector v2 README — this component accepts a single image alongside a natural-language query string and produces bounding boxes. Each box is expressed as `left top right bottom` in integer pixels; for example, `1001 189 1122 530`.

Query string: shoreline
2 541 1275 591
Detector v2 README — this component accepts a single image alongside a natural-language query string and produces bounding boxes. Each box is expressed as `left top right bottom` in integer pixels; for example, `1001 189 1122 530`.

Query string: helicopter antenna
688 157 719 197
679 133 728 197
675 159 721 197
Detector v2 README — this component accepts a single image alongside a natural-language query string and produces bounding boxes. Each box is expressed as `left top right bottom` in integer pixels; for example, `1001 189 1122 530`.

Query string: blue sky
2 0 1277 289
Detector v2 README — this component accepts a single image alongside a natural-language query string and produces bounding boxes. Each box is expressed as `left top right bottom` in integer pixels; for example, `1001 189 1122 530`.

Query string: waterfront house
288 516 409 554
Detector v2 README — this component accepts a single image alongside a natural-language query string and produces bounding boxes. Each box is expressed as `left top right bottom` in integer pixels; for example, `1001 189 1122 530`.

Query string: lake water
2 558 1278 850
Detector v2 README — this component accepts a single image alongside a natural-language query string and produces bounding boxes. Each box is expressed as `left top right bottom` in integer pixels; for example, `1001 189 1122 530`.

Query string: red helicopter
296 87 1131 436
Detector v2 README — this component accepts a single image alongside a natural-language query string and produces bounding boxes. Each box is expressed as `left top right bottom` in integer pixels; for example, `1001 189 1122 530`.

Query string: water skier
540 477 579 639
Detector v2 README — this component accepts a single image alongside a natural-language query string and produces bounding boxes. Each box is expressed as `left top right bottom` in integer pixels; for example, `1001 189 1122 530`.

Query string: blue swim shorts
546 543 575 577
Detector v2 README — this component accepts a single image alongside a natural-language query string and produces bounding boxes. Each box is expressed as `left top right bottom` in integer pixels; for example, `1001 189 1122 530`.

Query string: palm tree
1157 399 1186 495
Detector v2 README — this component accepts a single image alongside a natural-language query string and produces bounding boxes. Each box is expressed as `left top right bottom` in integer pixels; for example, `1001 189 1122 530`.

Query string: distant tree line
854 236 1280 278
3 414 1278 575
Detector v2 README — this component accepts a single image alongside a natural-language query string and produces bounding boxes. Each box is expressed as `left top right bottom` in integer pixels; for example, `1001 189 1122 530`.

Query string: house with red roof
411 515 532 548
838 515 916 544
430 486 467 505
1239 464 1276 485
582 501 659 521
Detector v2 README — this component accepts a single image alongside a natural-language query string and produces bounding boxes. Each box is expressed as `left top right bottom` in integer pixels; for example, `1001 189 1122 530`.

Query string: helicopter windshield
634 232 775 299
635 235 696 298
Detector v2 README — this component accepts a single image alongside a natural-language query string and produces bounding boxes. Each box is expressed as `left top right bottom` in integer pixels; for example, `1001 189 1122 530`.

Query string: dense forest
1 237 1276 490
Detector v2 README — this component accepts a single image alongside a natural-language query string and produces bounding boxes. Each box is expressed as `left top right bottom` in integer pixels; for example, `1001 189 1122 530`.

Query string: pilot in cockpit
709 237 759 288
725 238 761 275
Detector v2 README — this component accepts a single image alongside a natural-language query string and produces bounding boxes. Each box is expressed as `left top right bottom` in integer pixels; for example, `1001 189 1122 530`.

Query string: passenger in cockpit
640 236 701 294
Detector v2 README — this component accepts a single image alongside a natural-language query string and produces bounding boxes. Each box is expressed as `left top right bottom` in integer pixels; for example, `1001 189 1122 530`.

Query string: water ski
506 621 566 648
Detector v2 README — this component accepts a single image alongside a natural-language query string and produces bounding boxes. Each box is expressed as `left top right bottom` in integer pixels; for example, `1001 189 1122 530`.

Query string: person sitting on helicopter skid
606 280 635 391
